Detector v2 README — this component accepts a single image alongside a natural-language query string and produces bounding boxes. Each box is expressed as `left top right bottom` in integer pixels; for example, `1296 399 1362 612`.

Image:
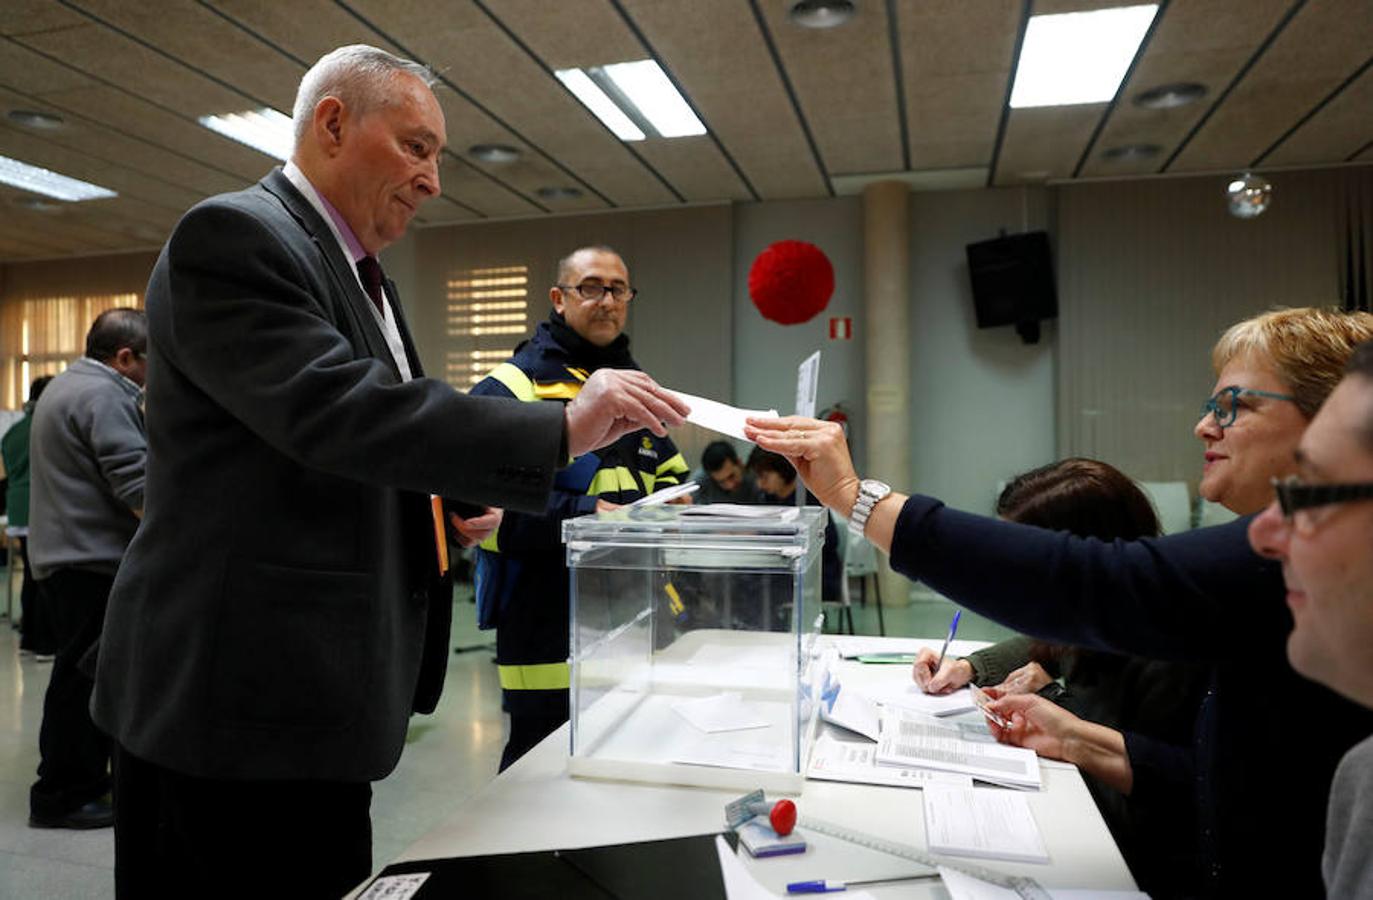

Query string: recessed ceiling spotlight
1227 172 1272 219
6 109 66 130
1133 82 1207 110
1101 143 1161 161
11 196 62 212
789 0 856 28
536 186 583 200
469 144 521 163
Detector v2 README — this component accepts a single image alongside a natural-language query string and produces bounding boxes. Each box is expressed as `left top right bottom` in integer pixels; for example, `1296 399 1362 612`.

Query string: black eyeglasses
556 282 637 303
1271 475 1373 534
1201 386 1298 428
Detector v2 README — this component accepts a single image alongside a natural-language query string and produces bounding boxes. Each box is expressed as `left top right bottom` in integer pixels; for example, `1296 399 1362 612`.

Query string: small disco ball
1227 173 1272 219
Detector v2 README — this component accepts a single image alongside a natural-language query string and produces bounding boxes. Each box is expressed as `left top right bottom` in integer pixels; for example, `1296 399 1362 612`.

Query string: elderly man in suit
92 45 686 899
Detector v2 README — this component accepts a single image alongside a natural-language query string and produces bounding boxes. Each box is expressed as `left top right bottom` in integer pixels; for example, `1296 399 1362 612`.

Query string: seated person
748 447 841 609
914 458 1208 899
694 440 760 504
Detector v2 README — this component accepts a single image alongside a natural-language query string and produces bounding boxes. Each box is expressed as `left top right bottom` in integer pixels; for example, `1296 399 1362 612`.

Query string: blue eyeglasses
1201 386 1298 428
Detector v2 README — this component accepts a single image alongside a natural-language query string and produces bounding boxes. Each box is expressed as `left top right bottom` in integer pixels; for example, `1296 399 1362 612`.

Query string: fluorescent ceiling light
199 108 294 160
1010 5 1158 108
555 68 645 141
0 154 116 202
599 60 705 138
556 60 706 141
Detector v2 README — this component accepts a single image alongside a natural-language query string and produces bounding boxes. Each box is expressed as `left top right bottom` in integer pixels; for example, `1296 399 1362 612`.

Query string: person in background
745 306 1373 898
917 458 1208 898
748 447 841 610
694 440 758 504
2 374 56 659
1247 340 1373 898
28 310 148 831
471 245 691 771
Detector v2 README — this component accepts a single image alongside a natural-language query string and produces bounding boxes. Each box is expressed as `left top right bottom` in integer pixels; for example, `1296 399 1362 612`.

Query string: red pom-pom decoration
748 240 835 325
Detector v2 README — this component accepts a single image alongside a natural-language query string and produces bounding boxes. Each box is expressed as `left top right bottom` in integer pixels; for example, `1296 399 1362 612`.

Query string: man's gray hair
292 45 438 149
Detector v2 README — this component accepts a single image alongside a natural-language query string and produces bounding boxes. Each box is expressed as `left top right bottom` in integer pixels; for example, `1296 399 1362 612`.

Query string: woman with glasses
745 306 1373 900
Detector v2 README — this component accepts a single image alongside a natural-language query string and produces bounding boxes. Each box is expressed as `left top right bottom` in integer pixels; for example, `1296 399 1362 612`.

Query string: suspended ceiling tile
0 123 202 212
63 0 299 111
482 0 642 69
753 0 900 176
16 23 253 122
0 1 85 37
210 0 407 64
0 87 244 197
1263 62 1373 167
435 156 541 218
899 0 1020 170
1081 0 1295 178
347 0 674 208
37 85 275 182
632 136 754 202
487 0 751 202
618 0 826 199
0 34 94 94
994 105 1106 185
413 196 482 225
1171 0 1373 171
1357 143 1373 163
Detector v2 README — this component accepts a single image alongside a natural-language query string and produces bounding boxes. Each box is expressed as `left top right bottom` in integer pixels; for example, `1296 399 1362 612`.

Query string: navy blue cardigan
890 495 1373 899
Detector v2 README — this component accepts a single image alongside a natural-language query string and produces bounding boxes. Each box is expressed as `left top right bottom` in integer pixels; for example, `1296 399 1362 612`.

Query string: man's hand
564 369 689 458
594 499 622 514
912 647 974 694
992 661 1054 696
449 507 502 548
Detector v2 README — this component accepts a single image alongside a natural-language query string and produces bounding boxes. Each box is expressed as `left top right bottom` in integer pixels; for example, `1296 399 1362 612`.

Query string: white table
368 635 1139 898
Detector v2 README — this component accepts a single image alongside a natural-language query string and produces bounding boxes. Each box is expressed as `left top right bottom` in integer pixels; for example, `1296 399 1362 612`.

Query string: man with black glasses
471 245 690 770
1248 341 1373 898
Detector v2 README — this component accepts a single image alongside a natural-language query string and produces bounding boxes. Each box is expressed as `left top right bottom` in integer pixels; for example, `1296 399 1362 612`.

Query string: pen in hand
923 609 961 693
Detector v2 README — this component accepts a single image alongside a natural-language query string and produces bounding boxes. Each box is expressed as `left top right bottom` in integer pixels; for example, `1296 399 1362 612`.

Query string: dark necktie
356 256 385 315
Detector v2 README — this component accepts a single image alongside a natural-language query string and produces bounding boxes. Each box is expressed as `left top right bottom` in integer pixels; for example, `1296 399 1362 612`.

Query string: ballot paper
821 690 880 742
875 710 1042 790
672 692 771 733
630 481 699 506
668 388 778 441
674 736 791 773
938 867 1150 900
807 733 973 789
923 788 1048 864
863 683 978 718
680 503 799 520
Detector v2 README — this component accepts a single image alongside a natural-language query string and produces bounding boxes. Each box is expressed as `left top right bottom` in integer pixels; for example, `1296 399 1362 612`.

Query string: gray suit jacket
92 169 564 782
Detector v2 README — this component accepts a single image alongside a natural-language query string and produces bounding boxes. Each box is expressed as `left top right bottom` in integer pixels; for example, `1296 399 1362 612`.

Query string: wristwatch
848 478 892 539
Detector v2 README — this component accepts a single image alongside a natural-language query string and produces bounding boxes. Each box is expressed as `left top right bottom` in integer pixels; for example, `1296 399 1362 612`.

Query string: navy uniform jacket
470 319 688 714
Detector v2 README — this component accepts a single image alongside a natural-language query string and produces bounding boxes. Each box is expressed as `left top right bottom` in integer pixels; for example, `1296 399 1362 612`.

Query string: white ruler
796 814 1053 900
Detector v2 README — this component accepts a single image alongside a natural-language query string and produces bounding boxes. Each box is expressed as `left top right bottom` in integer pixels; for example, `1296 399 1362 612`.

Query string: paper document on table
668 389 778 441
807 733 973 789
924 787 1048 864
672 692 770 733
876 710 1042 790
938 867 1150 900
820 683 882 741
864 683 977 717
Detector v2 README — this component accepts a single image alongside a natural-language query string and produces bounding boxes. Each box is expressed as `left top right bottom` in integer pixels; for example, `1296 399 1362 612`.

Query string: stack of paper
807 734 972 789
876 709 1042 790
863 683 978 718
923 787 1048 863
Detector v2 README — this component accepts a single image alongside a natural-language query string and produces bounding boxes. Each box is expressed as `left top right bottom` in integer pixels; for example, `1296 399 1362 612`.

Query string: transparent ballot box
563 505 827 793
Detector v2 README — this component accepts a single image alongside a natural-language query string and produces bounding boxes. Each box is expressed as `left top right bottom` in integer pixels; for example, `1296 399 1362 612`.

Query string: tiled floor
0 571 1008 899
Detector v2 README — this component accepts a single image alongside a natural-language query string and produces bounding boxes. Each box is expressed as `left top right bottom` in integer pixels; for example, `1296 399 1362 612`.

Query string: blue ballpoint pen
933 609 961 674
787 874 940 893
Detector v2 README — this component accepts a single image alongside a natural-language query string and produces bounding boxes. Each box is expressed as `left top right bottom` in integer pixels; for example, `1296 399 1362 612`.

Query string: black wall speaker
965 230 1058 344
